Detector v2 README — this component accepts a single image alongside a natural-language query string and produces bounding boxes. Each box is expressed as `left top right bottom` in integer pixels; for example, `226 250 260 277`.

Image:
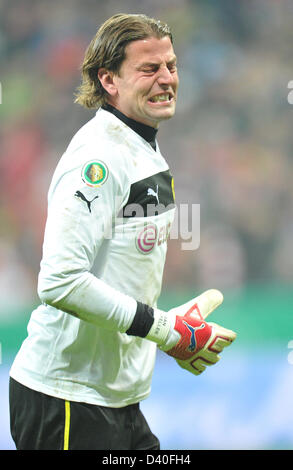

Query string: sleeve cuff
125 301 155 338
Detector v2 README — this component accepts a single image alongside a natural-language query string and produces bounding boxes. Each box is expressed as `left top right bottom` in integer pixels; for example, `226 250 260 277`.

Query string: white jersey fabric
10 108 175 407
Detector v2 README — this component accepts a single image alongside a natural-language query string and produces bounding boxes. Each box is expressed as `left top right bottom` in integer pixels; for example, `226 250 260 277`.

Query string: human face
110 36 179 128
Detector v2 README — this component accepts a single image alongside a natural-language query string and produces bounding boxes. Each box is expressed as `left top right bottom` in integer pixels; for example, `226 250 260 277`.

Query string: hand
146 289 236 376
174 320 236 376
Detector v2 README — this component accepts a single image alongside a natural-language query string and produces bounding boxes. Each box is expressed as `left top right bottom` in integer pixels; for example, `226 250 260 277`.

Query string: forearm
38 270 138 333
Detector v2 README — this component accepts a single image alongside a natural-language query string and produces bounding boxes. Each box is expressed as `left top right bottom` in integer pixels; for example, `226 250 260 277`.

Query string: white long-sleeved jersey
10 108 175 407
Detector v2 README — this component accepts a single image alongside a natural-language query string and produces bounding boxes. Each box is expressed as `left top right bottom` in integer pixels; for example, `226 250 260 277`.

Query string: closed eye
168 63 177 72
137 58 177 75
139 65 159 74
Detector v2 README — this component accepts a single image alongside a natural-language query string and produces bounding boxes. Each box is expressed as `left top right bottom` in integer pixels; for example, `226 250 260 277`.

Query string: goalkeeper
9 13 236 450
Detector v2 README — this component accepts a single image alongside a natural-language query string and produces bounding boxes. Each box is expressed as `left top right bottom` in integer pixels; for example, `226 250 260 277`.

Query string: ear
98 68 118 98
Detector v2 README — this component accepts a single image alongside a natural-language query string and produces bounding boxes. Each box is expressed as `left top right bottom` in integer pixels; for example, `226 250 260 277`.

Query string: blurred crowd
0 0 293 311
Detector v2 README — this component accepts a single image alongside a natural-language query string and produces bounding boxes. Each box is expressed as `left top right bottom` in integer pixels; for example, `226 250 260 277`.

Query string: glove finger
181 349 220 373
195 289 224 320
198 349 220 365
176 345 223 376
190 352 220 372
169 289 223 320
209 322 237 341
208 322 237 352
176 358 205 375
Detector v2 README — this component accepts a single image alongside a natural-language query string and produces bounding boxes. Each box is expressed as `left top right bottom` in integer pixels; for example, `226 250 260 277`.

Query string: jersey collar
101 104 157 151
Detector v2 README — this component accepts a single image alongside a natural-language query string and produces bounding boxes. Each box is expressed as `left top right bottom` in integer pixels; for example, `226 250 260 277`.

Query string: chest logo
135 223 158 254
81 160 109 188
134 221 172 254
147 184 159 204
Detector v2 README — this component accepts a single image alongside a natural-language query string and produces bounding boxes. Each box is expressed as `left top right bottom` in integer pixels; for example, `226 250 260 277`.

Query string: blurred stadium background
0 0 293 450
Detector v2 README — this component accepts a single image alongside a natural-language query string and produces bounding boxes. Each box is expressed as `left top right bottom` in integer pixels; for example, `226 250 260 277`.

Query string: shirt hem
9 369 150 408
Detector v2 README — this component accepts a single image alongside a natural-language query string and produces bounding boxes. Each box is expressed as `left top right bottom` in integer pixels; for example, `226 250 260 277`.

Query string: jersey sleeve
37 150 138 333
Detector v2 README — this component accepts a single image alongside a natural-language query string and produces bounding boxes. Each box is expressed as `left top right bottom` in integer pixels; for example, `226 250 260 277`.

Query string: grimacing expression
102 36 179 128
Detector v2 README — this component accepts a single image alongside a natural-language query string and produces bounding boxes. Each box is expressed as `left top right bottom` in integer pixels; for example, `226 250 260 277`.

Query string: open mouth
148 93 173 104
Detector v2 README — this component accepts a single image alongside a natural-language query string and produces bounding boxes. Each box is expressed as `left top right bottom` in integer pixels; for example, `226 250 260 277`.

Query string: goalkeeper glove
146 289 236 376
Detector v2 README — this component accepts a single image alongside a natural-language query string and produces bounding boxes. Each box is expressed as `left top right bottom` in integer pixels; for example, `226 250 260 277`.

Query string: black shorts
9 378 160 450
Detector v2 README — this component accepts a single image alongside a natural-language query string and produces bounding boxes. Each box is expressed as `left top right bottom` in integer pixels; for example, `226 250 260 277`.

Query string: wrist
145 309 171 346
125 301 155 337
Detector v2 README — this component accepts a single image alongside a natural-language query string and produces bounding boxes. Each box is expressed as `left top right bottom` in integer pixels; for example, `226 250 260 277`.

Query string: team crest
82 160 109 188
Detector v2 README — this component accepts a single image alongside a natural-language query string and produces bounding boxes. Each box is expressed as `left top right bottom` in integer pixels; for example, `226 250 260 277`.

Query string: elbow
37 272 65 308
37 268 84 310
37 283 58 307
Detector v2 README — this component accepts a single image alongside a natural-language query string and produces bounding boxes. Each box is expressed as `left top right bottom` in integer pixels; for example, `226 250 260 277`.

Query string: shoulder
64 109 134 172
48 110 136 202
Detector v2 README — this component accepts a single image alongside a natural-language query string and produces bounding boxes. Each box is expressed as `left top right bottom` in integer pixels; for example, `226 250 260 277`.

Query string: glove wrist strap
146 309 171 346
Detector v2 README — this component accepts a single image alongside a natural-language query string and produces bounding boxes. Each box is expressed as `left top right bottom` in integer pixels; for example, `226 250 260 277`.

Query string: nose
157 65 175 86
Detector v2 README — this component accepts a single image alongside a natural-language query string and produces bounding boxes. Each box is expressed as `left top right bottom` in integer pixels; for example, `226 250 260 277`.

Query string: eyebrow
136 56 177 70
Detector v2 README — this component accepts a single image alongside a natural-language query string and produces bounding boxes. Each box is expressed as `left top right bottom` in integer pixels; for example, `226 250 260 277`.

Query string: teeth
150 94 170 103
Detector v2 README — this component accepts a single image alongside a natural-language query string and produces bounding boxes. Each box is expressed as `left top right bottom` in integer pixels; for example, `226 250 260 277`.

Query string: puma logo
183 321 205 352
75 190 99 213
147 184 159 204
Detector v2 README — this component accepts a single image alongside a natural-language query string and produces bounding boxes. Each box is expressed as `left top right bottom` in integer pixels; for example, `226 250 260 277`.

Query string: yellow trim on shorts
63 400 71 450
